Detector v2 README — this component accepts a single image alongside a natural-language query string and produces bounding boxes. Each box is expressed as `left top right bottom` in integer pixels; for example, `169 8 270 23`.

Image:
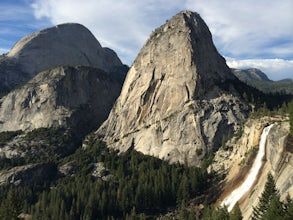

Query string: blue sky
0 0 292 80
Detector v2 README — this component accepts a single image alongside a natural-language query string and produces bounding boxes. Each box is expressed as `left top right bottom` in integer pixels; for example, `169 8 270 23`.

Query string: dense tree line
170 202 243 220
0 130 22 145
0 127 78 170
0 140 209 219
242 80 293 95
218 79 293 111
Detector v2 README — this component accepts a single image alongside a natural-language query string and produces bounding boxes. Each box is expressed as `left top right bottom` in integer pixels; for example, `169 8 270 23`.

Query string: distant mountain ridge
232 68 293 94
231 68 270 82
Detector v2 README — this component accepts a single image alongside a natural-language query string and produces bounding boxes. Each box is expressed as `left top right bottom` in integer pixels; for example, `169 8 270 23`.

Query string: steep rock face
96 11 249 165
211 118 267 180
0 23 126 91
266 123 293 198
0 66 121 137
240 121 292 220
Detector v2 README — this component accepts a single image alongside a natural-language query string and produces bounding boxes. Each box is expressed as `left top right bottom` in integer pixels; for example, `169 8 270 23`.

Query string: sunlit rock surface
96 11 249 165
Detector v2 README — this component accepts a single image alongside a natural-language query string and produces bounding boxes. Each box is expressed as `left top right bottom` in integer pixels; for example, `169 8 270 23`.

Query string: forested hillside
231 68 293 95
0 137 211 219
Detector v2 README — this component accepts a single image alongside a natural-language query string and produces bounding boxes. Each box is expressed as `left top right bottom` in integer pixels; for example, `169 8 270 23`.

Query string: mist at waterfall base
221 124 274 212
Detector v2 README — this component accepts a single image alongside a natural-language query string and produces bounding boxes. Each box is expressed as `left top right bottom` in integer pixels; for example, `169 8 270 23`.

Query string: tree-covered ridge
217 78 293 114
0 127 77 170
241 80 293 95
0 138 210 219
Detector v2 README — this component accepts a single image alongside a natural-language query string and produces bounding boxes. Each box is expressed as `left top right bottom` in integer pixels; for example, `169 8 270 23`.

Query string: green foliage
0 130 22 145
217 79 293 111
0 84 9 98
264 196 285 220
24 127 70 144
0 188 23 219
22 127 77 163
241 79 293 95
252 173 280 219
284 195 293 220
201 205 233 220
251 173 293 220
230 203 243 220
0 157 26 170
28 140 209 219
0 128 78 169
201 153 215 169
234 126 244 140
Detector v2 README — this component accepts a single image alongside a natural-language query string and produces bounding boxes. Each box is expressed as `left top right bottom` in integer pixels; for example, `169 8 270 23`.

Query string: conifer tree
230 202 243 220
179 199 188 220
251 173 279 220
212 206 230 220
0 188 22 220
284 195 293 220
264 195 284 220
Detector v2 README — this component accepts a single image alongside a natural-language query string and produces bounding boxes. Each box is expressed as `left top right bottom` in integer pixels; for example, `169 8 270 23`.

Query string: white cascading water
221 124 274 212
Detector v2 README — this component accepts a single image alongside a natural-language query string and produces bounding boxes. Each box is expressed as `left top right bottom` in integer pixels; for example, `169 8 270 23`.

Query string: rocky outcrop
265 122 293 198
0 23 127 91
96 11 249 165
0 66 121 137
58 161 78 176
211 117 270 179
0 163 56 186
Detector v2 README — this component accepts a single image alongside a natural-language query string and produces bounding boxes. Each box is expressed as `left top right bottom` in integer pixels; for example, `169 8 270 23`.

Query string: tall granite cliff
0 66 121 137
96 11 250 165
0 23 126 91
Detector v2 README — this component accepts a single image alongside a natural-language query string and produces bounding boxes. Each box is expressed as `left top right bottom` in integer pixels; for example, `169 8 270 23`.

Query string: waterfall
221 124 274 212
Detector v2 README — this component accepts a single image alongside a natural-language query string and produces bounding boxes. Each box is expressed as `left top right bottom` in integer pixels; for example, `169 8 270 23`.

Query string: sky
0 0 292 80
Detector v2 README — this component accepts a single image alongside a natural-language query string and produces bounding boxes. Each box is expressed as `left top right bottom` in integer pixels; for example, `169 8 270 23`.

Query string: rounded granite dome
7 23 123 74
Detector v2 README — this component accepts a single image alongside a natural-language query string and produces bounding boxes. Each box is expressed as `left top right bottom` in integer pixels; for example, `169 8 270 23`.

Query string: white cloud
185 0 293 59
29 0 293 79
0 48 9 55
30 0 186 64
226 58 293 80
